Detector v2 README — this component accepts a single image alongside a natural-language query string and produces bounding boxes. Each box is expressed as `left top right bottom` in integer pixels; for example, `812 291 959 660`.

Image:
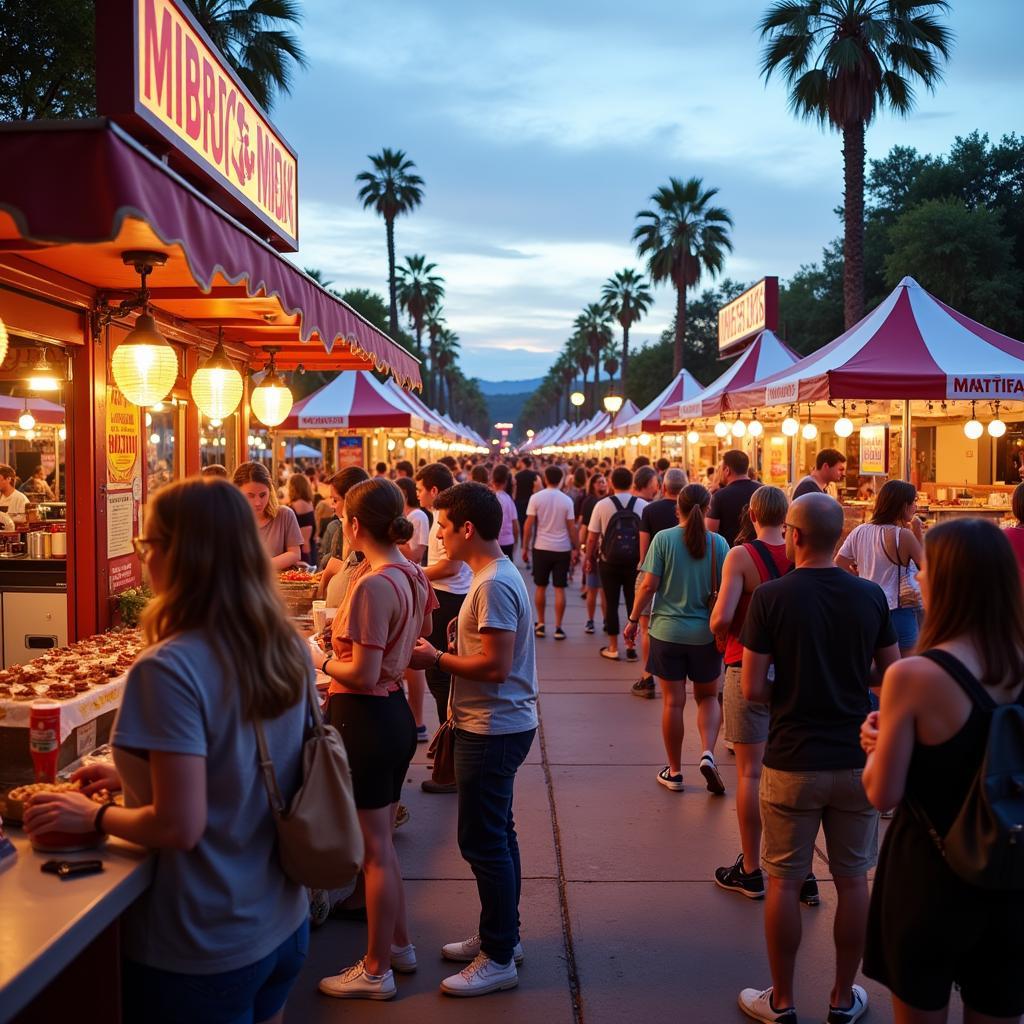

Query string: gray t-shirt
259 506 303 558
453 557 538 735
112 630 309 973
792 476 824 499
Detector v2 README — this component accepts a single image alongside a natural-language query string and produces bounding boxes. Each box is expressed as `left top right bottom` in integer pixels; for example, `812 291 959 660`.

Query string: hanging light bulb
964 400 984 440
834 401 854 438
801 405 818 440
191 329 244 418
209 418 223 428
781 413 799 437
748 414 764 438
731 418 747 438
687 429 700 445
638 433 652 447
387 438 397 451
249 349 293 427
404 436 416 449
18 400 35 431
988 401 1007 437
27 347 62 392
714 416 730 438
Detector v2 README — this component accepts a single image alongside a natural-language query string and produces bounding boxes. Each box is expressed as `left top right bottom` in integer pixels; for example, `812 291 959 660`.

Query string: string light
964 400 983 440
834 401 854 438
781 407 799 437
731 418 746 438
748 413 764 438
714 416 730 438
988 401 1007 437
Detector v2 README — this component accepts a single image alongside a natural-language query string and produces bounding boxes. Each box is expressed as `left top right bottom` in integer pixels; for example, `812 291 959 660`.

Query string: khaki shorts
760 765 878 880
723 665 769 745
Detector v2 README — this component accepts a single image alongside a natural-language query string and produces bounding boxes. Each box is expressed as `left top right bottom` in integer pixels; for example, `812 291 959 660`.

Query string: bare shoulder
882 655 953 697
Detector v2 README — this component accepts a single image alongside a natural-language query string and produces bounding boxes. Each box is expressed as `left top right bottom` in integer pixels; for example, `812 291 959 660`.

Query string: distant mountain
475 377 544 396
485 391 536 429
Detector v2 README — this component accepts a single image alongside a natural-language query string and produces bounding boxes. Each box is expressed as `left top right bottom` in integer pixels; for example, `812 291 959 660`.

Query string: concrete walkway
288 572 897 1024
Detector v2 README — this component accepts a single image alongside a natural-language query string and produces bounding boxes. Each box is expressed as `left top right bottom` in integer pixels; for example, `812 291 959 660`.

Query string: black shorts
328 689 417 810
646 636 722 685
532 548 571 588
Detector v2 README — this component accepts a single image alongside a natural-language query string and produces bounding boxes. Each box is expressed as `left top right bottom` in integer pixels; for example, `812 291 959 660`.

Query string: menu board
860 425 889 475
106 386 143 596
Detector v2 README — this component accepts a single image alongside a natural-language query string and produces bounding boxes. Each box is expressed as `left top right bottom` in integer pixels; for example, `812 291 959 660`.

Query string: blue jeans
454 727 536 965
122 920 309 1024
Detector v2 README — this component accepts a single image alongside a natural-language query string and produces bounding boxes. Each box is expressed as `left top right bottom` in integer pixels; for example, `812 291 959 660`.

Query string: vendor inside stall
233 461 302 570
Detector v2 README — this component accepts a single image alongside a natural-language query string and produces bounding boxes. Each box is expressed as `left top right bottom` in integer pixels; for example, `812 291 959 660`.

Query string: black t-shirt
514 470 538 509
579 493 601 527
741 567 897 772
792 476 823 499
708 478 761 546
640 498 678 539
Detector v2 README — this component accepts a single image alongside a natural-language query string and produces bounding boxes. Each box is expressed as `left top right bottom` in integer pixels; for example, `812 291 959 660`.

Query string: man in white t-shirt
585 466 648 661
416 462 473 794
522 465 578 640
0 465 28 517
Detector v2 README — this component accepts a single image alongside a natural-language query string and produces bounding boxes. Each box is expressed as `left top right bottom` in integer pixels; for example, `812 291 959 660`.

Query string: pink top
331 560 439 696
1005 526 1024 579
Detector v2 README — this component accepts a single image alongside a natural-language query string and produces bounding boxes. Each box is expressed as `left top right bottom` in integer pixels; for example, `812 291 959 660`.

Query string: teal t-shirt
640 527 729 646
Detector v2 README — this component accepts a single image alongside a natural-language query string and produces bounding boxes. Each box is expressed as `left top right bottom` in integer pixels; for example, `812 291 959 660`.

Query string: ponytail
677 483 711 559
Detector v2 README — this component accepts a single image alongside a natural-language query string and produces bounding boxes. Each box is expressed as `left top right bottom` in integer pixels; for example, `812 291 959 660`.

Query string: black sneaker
699 752 726 795
631 676 656 699
715 852 765 899
826 984 868 1024
554 627 566 640
799 873 820 907
534 623 545 638
625 647 638 662
584 619 595 634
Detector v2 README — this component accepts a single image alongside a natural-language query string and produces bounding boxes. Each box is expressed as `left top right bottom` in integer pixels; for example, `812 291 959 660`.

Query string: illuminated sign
98 0 299 251
718 278 778 355
859 425 888 475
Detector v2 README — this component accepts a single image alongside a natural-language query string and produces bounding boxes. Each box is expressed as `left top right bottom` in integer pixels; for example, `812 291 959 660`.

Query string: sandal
599 647 619 661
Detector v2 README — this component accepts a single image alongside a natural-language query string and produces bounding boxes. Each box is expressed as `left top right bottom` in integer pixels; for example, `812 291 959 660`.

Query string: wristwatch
433 649 445 671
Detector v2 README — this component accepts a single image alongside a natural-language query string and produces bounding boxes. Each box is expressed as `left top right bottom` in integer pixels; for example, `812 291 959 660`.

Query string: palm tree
634 176 733 375
435 329 460 415
185 0 307 111
355 149 425 338
759 1 952 328
424 307 446 407
575 303 616 414
396 255 444 365
603 351 620 394
601 269 652 382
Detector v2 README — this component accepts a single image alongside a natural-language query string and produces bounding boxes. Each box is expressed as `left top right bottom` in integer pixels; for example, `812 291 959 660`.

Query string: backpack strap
746 540 782 581
919 649 997 711
626 497 638 513
610 496 624 513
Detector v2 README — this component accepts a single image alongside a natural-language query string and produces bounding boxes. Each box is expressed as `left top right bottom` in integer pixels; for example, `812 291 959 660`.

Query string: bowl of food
3 780 122 852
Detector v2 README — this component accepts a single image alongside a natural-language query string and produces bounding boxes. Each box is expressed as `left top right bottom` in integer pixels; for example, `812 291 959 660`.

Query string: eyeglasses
132 536 162 561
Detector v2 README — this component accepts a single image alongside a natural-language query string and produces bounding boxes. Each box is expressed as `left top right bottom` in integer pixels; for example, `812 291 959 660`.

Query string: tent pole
901 399 913 482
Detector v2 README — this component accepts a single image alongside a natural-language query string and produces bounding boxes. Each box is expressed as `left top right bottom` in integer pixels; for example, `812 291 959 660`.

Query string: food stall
721 276 1024 529
0 0 422 1016
660 328 801 482
613 369 705 464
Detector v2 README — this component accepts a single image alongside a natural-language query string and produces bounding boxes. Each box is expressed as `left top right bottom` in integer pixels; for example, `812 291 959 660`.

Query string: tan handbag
254 682 364 890
427 717 457 787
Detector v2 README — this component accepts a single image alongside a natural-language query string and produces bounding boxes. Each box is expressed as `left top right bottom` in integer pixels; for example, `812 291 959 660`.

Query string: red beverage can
29 700 61 782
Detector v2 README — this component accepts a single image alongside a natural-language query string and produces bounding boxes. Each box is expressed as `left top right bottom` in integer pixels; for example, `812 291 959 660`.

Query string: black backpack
600 496 641 566
911 649 1024 890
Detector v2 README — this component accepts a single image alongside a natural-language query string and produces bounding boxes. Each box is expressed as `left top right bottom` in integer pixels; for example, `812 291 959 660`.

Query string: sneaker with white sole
534 623 545 638
699 751 726 795
442 933 524 964
657 766 684 791
554 626 566 640
800 873 820 906
440 953 518 997
714 852 765 899
390 943 417 973
827 984 868 1024
319 960 397 1000
584 619 595 634
738 985 797 1023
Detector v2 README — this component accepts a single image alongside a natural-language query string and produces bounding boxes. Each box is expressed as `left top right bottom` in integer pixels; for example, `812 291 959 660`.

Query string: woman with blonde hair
286 470 317 565
234 460 302 570
625 483 729 795
25 478 313 1024
312 478 438 1001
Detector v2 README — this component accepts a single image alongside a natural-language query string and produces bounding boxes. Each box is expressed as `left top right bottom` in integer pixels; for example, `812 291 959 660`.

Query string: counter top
0 831 153 1023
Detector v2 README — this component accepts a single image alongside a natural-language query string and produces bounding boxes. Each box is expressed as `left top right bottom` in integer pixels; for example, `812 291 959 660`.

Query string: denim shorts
890 606 921 653
122 920 310 1024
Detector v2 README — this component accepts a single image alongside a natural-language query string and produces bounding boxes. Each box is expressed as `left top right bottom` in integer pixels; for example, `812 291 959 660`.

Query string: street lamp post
569 390 585 424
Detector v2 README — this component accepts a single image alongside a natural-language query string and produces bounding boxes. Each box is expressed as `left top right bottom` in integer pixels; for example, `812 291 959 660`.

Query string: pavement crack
538 713 585 1024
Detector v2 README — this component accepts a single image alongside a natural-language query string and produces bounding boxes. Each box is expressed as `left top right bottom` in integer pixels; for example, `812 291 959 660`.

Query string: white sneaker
738 986 797 1023
441 932 524 964
390 943 417 973
440 953 518 997
318 960 397 1000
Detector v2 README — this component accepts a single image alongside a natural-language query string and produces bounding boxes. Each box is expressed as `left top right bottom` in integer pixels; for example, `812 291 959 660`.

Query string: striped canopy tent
519 425 553 452
281 370 425 431
661 330 800 421
726 277 1024 411
381 378 447 436
594 399 639 441
0 395 65 425
539 421 576 448
614 371 703 436
560 412 605 445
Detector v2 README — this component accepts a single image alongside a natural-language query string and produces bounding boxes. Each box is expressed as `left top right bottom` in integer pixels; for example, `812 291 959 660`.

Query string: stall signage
98 0 299 251
947 374 1024 398
107 387 141 486
765 380 799 405
675 400 704 420
336 437 364 470
718 278 778 356
860 425 889 475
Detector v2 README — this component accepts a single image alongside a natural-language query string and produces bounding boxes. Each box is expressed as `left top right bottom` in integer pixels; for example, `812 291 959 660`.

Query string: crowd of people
19 444 1024 1024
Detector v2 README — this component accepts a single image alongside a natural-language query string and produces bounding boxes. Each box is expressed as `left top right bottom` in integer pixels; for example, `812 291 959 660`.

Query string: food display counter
0 832 153 1024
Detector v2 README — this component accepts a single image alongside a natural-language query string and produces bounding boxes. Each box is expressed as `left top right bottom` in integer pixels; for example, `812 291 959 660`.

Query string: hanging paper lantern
191 337 243 419
111 314 179 406
249 368 293 427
